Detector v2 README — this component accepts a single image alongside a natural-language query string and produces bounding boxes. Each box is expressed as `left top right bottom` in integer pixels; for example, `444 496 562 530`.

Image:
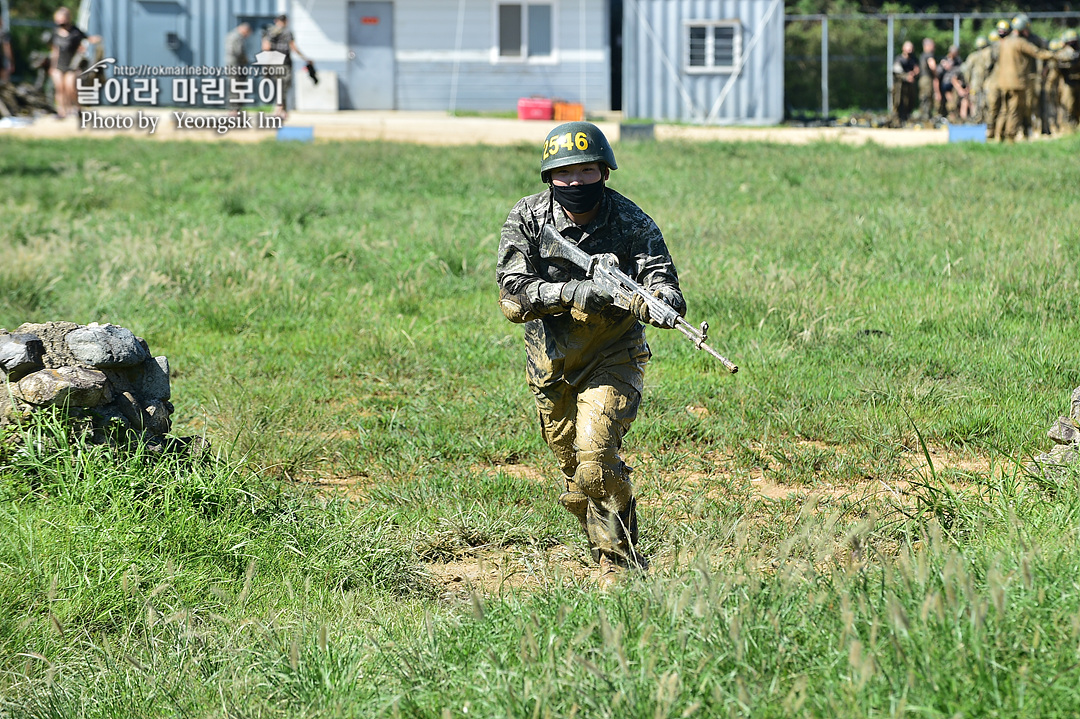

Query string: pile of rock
0 82 54 118
1032 387 1080 472
1 321 172 445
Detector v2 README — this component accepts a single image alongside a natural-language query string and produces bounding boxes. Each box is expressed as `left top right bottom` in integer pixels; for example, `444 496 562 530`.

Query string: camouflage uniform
496 186 684 567
986 40 1003 138
1059 45 1080 130
962 45 992 123
917 49 938 120
996 33 1056 141
263 24 294 109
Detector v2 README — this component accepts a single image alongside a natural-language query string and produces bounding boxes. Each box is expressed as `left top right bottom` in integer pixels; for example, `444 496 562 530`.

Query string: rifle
540 225 738 373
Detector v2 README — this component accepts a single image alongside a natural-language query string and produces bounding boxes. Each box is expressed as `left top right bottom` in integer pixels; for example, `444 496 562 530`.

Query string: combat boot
597 553 625 590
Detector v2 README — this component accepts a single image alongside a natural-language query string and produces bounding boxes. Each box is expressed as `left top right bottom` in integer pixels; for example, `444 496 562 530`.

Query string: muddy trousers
531 355 647 566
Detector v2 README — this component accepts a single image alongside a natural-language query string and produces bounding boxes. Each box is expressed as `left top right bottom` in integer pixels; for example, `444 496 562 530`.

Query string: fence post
886 15 894 111
953 14 960 49
821 16 829 118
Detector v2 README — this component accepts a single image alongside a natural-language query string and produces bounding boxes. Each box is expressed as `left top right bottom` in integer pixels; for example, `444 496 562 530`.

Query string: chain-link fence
785 11 1080 119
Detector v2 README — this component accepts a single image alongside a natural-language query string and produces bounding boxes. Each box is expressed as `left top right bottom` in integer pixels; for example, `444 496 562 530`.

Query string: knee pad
574 455 632 509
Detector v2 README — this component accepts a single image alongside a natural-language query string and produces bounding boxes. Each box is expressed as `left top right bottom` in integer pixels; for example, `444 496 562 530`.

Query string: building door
345 1 394 110
131 1 189 106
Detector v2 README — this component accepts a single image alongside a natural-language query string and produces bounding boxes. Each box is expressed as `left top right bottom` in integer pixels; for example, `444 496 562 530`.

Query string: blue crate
277 126 314 142
947 123 986 143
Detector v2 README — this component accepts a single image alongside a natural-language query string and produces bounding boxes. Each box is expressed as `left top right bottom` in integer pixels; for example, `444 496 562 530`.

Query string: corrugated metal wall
623 0 783 124
88 0 280 70
394 0 609 113
85 0 609 113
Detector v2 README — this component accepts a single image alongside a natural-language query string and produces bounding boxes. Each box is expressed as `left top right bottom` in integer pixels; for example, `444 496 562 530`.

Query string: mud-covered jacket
997 35 1053 91
497 187 684 389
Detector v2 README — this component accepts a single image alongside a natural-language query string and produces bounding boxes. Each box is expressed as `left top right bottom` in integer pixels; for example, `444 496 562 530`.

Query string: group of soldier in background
891 13 1080 141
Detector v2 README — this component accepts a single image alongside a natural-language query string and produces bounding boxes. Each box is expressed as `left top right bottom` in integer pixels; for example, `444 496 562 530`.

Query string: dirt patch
426 545 594 599
2 109 958 147
306 472 374 499
470 462 549 484
909 446 995 476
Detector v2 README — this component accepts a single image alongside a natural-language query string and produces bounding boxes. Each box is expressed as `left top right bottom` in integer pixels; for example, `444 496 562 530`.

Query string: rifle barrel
675 321 738 373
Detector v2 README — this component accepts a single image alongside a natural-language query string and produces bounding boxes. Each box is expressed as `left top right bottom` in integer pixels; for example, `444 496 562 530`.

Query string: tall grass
3 134 1080 715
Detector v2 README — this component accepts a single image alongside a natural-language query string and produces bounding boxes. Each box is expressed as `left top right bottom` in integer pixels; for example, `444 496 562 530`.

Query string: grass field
2 133 1080 717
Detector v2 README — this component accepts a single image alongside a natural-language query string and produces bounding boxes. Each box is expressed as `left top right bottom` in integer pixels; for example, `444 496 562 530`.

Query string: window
684 20 740 73
498 3 553 59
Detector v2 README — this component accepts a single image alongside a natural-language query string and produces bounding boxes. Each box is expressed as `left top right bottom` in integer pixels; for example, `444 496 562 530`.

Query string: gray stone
139 356 171 401
0 333 46 381
15 322 81 368
65 324 149 368
114 391 145 430
0 388 24 424
143 399 172 436
14 367 112 407
88 404 131 443
1048 416 1080 445
1034 443 1079 467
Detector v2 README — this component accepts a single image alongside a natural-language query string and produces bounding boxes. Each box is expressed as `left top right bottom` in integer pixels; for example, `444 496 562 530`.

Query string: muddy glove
630 289 680 329
561 279 613 315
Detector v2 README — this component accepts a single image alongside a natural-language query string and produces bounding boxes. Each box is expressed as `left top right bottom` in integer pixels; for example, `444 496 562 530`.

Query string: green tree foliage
785 1 1077 114
8 0 56 19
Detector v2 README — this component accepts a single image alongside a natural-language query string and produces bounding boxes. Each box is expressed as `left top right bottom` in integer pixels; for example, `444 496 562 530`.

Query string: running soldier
497 122 686 587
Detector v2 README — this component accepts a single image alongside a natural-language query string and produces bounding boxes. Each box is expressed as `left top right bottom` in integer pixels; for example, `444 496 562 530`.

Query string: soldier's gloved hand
630 290 679 329
561 280 613 315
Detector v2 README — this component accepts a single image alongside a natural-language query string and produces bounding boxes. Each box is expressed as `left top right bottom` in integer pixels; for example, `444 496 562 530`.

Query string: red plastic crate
517 97 553 121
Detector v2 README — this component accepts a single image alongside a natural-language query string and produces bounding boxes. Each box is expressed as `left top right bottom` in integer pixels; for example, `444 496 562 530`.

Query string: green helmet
1050 38 1065 51
974 36 988 49
540 121 617 182
996 20 1012 37
1063 29 1078 44
1011 13 1030 32
988 31 1000 44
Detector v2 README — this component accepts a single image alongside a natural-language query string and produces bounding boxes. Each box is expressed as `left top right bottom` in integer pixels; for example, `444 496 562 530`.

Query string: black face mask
552 181 605 214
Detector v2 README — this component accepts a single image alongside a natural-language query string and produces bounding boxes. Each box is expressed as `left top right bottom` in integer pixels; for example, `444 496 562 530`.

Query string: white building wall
287 0 609 112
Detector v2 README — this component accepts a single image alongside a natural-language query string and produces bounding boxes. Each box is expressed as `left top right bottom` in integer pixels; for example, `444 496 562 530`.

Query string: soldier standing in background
961 36 990 123
1009 14 1046 138
917 38 940 121
1058 30 1080 131
497 122 686 588
938 44 963 118
224 22 251 114
891 40 919 126
262 14 309 120
985 22 1010 140
939 46 968 121
1044 38 1064 134
995 19 1058 142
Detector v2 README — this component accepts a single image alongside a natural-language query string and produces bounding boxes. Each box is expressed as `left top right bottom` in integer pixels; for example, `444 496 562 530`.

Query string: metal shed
622 0 784 124
82 0 610 113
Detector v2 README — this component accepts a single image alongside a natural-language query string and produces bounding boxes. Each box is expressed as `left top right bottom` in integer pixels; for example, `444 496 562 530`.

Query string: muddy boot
597 553 625 590
558 478 590 538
